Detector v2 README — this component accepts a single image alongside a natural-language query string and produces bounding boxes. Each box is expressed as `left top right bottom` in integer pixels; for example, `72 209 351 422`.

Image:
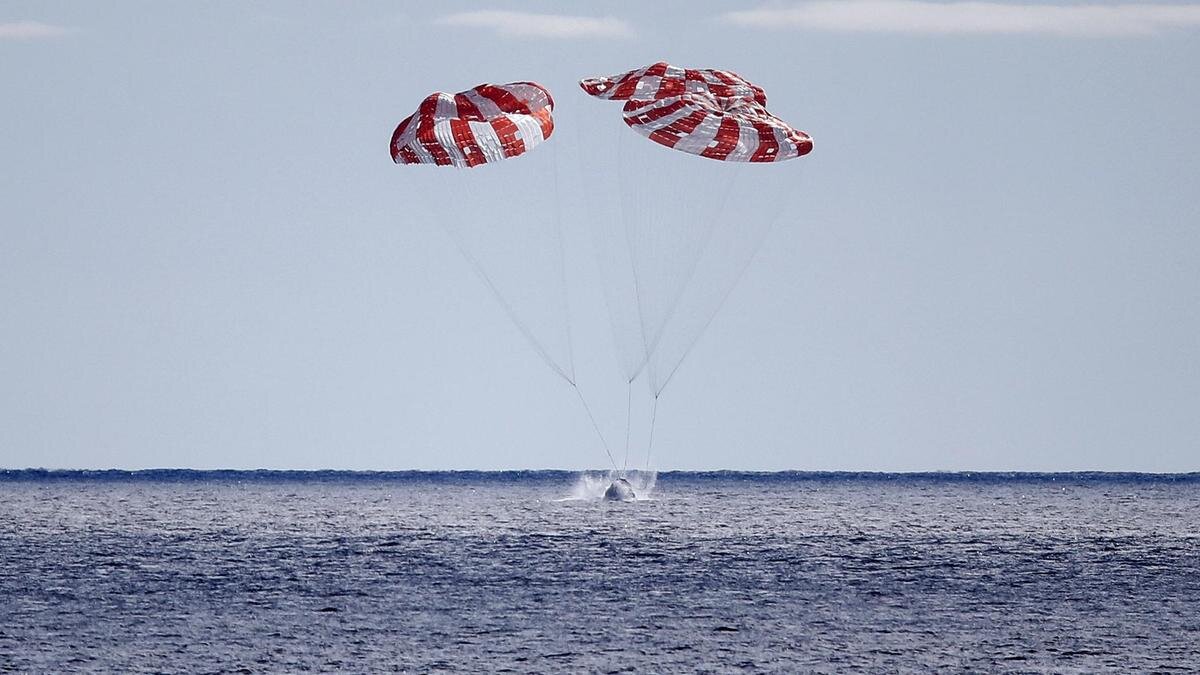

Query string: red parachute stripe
412 96 453 165
609 76 642 101
748 119 780 163
489 115 524 159
532 108 554 142
448 118 487 167
397 146 420 164
700 116 741 161
453 93 485 122
475 85 531 116
647 108 709 149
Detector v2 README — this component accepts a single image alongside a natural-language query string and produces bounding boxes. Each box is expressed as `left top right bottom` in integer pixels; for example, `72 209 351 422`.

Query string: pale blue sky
2 1 1198 471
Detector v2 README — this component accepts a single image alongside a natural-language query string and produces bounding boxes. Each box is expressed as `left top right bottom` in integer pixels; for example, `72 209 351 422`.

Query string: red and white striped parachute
390 82 554 168
581 62 811 163
623 93 812 162
580 61 767 106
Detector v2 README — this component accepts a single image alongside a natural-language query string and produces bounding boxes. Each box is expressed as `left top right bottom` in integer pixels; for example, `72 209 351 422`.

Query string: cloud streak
720 1 1200 37
0 20 75 40
436 10 634 39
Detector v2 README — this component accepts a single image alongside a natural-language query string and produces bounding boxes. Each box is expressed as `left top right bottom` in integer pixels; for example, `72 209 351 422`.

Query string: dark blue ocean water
2 470 1198 673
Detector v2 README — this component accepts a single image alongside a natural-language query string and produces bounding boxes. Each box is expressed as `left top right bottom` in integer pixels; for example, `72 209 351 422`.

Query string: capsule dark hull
604 479 636 501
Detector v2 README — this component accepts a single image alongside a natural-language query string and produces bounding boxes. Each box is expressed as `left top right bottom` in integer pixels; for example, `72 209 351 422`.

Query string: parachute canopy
623 94 812 162
580 61 767 106
580 62 811 163
390 82 555 168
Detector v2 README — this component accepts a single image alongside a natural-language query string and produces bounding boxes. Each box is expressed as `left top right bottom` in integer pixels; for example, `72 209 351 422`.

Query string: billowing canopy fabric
581 62 811 163
623 93 812 162
580 61 767 106
390 82 554 168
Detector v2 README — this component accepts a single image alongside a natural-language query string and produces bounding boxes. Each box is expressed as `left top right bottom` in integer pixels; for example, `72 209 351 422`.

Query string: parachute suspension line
572 383 617 471
639 159 745 383
624 224 653 381
617 131 655 378
654 197 781 397
622 378 633 472
441 221 574 385
645 393 659 470
550 141 577 381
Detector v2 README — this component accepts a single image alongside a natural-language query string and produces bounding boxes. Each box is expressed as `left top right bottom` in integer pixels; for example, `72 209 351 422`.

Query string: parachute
622 94 812 162
580 61 768 106
391 66 812 471
390 82 554 167
579 62 812 468
581 61 811 164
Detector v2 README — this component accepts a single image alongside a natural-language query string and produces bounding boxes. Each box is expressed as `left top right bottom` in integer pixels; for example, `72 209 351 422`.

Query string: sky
2 1 1198 472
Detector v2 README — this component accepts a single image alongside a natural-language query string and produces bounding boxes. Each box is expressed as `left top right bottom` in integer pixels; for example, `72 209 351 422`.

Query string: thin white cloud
720 1 1200 37
436 10 634 39
0 20 75 40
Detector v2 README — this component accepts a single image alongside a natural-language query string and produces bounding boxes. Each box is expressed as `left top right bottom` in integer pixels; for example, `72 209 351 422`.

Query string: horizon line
3 468 1197 478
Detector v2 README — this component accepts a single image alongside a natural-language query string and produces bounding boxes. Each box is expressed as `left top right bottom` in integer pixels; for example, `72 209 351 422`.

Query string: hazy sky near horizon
2 1 1198 471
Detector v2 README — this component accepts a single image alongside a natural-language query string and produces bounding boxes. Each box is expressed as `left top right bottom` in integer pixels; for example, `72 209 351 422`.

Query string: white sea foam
560 470 657 501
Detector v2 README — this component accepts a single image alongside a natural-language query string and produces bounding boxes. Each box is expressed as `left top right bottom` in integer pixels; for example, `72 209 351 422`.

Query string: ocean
1 470 1198 673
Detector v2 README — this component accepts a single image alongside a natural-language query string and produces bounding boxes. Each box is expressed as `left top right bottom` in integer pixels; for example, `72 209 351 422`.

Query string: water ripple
1 472 1197 671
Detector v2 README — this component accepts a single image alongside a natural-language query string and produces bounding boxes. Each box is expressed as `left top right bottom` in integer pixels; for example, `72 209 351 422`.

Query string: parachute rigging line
622 379 633 471
433 145 615 469
441 222 575 385
645 393 659 470
550 141 576 378
638 158 745 388
549 144 616 472
616 132 654 384
654 201 781 396
448 216 612 468
574 383 617 470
